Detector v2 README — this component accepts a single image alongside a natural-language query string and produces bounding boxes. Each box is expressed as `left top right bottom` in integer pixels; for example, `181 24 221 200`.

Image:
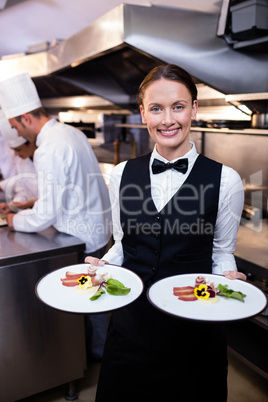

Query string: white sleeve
212 166 244 274
13 148 61 232
1 173 37 203
0 175 27 203
102 162 127 265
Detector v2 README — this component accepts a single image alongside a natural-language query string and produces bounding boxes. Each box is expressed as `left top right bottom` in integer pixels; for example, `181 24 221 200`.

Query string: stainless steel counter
0 226 86 402
0 225 85 266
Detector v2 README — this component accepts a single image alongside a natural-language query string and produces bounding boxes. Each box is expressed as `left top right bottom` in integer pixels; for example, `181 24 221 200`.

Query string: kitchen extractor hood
0 4 267 114
217 0 268 51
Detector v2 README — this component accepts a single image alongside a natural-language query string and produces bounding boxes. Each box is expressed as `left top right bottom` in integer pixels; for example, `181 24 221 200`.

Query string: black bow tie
152 158 188 174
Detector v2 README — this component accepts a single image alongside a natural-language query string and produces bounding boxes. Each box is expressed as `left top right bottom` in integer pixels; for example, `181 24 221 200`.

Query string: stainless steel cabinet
0 227 86 402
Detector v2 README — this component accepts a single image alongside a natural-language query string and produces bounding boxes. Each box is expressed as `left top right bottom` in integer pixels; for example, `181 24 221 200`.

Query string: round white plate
147 274 267 321
36 263 143 314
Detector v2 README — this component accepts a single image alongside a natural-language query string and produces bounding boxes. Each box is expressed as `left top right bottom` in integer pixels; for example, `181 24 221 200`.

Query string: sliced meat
65 271 87 280
87 266 98 276
173 286 195 296
61 278 80 287
178 294 197 301
195 276 206 288
91 276 101 287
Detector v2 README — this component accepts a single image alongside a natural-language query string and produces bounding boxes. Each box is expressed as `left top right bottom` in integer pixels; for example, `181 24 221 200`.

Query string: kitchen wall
202 132 268 218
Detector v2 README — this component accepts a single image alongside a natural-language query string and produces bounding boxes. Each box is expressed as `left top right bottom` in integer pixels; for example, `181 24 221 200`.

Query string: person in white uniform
0 72 112 361
0 73 111 255
0 112 21 182
0 111 37 208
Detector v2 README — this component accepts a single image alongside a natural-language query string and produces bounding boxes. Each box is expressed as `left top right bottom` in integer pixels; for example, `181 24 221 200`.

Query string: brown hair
138 64 197 107
15 107 49 123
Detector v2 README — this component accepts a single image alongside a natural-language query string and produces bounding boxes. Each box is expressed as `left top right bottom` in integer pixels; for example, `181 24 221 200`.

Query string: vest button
154 249 158 255
154 215 160 221
152 267 156 272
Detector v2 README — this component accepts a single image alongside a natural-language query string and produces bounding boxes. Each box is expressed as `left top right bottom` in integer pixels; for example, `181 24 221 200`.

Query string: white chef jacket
0 157 38 203
13 119 111 253
103 142 244 274
0 134 18 179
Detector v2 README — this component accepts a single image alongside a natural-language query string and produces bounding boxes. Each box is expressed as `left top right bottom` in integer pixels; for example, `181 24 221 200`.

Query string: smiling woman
140 79 197 160
138 64 198 160
85 64 245 402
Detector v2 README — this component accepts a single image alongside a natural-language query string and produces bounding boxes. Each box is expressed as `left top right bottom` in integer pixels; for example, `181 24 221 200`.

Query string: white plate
147 274 267 321
36 264 143 314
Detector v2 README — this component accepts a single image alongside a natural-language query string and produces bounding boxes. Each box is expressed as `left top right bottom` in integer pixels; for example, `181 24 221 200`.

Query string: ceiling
0 0 221 59
0 0 267 121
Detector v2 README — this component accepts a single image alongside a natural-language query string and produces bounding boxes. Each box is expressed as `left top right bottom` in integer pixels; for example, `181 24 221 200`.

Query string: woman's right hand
84 256 108 266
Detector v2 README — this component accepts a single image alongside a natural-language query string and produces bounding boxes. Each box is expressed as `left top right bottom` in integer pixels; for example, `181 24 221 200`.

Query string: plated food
173 275 246 304
147 273 267 321
60 265 131 301
36 263 143 314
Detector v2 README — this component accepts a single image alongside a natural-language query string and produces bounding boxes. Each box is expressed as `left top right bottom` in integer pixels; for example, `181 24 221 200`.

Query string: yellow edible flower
194 284 210 300
77 275 92 289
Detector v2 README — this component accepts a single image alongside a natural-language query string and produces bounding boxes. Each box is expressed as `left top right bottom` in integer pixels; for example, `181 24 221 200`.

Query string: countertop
0 226 85 266
0 226 87 401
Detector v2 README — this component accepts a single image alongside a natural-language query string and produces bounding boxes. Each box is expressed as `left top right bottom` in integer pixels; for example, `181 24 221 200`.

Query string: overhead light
71 60 84 68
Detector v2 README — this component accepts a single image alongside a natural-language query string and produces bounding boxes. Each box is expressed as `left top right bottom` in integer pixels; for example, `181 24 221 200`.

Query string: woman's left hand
223 270 247 281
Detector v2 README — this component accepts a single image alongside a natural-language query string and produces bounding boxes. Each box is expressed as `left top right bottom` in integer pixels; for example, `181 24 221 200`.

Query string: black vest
120 153 222 287
111 153 222 348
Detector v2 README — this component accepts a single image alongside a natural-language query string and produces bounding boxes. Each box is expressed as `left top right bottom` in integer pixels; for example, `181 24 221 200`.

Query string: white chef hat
0 72 42 119
0 109 26 148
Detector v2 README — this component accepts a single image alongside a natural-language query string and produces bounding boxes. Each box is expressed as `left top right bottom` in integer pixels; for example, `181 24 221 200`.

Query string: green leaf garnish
89 278 131 301
106 278 131 296
217 284 246 302
90 287 105 301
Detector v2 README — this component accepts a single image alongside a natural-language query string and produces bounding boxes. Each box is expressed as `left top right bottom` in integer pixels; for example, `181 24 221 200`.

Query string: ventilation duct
0 4 267 114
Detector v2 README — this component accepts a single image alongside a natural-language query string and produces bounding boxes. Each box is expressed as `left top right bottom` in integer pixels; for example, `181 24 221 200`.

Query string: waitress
86 64 246 402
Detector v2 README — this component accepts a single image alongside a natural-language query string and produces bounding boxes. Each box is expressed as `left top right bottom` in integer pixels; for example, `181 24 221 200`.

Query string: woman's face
140 78 197 160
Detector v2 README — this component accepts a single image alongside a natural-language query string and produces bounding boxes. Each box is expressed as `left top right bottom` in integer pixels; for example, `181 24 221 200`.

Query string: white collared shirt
103 142 244 274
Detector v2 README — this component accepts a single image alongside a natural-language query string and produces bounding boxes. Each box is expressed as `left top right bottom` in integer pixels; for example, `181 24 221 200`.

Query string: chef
0 72 112 361
0 112 20 182
0 110 37 208
0 72 111 256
